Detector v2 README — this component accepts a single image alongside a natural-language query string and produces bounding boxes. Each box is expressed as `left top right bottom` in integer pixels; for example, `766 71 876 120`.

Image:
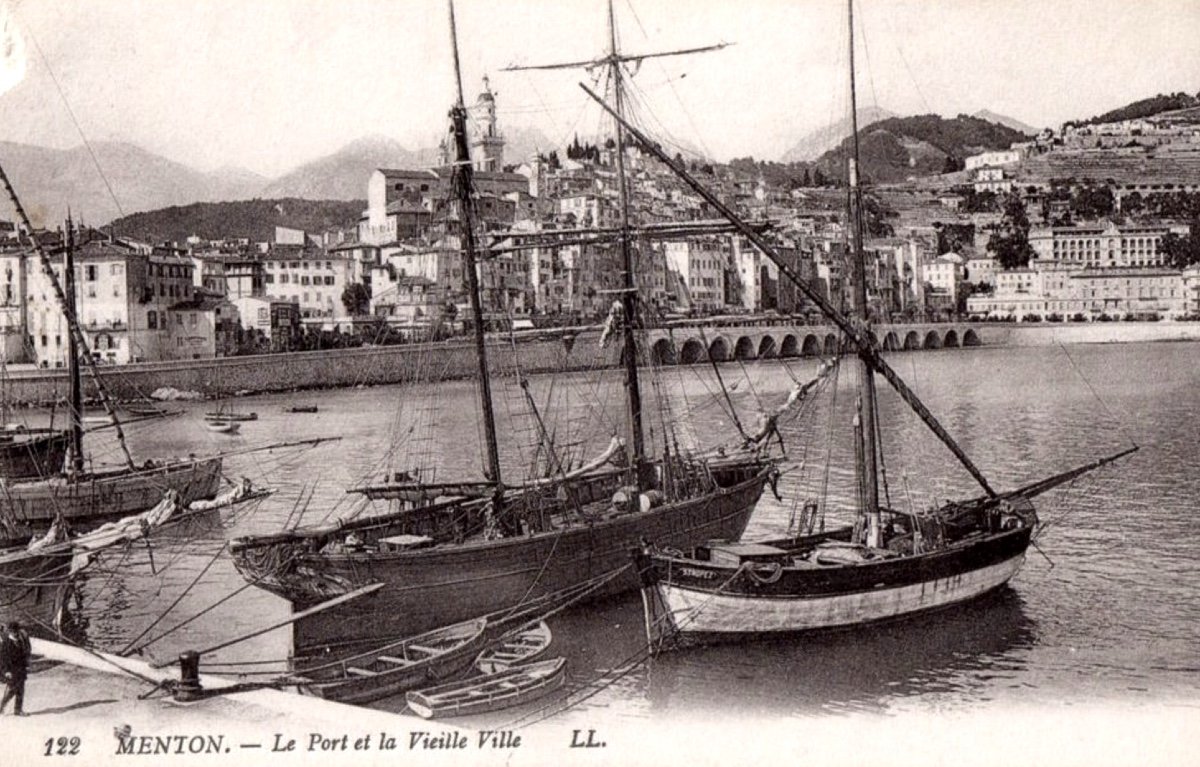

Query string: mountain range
780 106 897 162
0 124 554 228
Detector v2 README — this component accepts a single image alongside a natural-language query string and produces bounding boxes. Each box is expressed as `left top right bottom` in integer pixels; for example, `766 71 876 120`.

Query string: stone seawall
6 321 1198 405
6 332 622 405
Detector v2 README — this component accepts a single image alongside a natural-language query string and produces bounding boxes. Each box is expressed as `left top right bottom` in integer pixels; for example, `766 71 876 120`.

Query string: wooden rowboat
204 420 240 434
406 657 566 719
286 405 319 414
475 621 551 674
293 617 487 705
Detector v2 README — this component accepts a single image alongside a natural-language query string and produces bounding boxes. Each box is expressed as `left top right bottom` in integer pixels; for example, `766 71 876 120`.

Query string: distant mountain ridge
1068 91 1200 128
0 140 265 229
972 110 1039 136
780 107 896 163
260 135 434 201
1 123 556 227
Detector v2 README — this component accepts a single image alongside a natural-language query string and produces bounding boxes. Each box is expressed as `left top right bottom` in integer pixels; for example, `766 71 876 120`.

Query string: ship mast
846 0 882 547
605 0 650 487
447 0 504 495
64 216 85 476
580 89 1000 499
0 162 136 472
502 0 731 489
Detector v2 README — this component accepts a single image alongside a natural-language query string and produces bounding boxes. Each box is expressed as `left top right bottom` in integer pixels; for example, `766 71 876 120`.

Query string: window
176 313 183 326
85 265 98 281
189 312 197 327
324 276 335 286
111 263 122 276
148 310 158 329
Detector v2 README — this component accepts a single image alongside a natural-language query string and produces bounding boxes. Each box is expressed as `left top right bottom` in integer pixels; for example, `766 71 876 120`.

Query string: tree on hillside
1071 183 1115 220
341 282 372 316
987 193 1035 269
1161 217 1200 269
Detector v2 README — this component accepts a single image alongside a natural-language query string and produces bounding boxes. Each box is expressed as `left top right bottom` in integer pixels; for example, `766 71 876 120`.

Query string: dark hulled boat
0 430 69 480
0 179 226 531
598 0 1137 650
233 460 770 645
230 0 782 648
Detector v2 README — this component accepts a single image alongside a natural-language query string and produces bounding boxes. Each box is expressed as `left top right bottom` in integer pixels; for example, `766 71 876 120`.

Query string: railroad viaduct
642 322 983 365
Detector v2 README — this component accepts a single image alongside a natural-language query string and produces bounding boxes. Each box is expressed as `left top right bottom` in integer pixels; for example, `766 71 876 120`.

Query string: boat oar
150 582 383 668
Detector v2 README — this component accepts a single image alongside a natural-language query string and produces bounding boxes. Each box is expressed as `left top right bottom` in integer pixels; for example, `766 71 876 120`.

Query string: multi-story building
262 246 358 327
10 236 242 365
664 238 726 314
1029 221 1184 268
964 149 1023 172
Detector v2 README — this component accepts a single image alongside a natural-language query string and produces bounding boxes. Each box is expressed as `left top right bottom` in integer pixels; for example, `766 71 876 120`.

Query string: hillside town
2 79 1200 367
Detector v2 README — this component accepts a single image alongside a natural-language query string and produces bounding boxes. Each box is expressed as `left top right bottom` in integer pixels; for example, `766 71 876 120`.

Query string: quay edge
3 320 1196 405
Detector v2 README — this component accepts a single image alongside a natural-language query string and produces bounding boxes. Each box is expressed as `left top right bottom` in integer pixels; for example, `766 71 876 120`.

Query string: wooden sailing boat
0 350 69 480
622 0 1137 648
229 0 784 648
0 179 224 530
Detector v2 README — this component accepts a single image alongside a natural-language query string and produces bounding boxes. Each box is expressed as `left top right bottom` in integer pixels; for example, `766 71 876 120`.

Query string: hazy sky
1 0 1198 177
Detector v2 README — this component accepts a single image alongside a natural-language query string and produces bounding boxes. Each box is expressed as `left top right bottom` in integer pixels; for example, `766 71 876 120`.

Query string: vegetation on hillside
1067 92 1200 128
1161 217 1200 270
814 114 1030 184
109 198 365 244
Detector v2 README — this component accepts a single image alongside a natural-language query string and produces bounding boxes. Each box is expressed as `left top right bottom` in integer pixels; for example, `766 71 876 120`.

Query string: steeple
470 75 504 172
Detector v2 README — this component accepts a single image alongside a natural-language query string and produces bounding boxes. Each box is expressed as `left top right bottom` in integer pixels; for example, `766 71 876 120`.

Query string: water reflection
642 587 1036 716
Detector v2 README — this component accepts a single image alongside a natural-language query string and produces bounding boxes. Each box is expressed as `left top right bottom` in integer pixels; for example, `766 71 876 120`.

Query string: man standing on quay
0 620 31 715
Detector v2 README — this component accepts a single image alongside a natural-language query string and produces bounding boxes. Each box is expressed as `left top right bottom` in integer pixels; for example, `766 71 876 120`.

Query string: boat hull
235 471 771 650
0 432 69 480
406 657 566 719
641 527 1033 644
0 546 75 637
1 458 224 528
297 618 488 705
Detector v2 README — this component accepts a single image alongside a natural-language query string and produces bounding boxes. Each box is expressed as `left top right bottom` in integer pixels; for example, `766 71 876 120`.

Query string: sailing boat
229 0 786 647
622 0 1136 648
0 348 69 479
0 179 225 530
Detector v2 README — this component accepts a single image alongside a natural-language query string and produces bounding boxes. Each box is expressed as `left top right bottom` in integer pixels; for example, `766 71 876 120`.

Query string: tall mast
846 0 882 546
0 162 136 472
580 85 1000 499
64 217 84 476
447 0 503 492
606 0 650 486
501 2 731 489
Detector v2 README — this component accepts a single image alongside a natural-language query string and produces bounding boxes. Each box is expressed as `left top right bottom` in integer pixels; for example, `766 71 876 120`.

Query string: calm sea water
55 340 1200 723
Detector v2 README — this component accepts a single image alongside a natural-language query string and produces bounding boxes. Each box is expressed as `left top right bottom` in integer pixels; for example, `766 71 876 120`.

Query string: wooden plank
347 667 376 677
376 655 411 666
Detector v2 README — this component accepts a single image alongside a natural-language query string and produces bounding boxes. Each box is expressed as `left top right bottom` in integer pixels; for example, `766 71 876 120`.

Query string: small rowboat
204 419 240 434
204 411 257 422
286 405 319 414
406 657 566 720
293 618 488 705
124 401 176 417
475 621 552 674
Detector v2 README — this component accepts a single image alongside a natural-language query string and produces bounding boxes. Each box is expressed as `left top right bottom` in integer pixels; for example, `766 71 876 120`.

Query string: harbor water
49 340 1200 724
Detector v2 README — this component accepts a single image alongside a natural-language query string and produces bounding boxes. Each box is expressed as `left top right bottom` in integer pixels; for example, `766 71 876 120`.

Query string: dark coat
0 631 30 678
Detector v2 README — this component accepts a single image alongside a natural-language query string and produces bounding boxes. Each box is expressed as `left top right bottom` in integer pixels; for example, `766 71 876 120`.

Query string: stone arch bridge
643 323 983 365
